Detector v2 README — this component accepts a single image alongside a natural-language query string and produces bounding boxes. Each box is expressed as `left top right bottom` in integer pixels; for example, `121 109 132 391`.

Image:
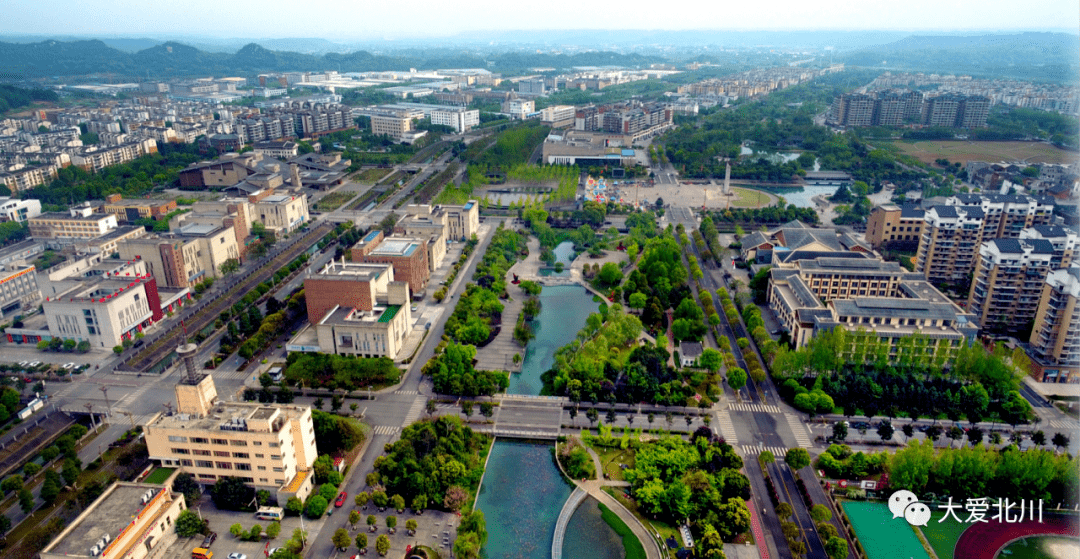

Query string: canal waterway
506 284 598 395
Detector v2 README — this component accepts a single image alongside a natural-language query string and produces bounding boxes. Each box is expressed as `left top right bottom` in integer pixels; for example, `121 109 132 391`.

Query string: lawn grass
729 187 776 208
917 509 970 559
589 445 636 482
314 191 358 211
891 140 1075 166
144 467 175 484
598 502 647 559
604 487 680 558
354 167 393 183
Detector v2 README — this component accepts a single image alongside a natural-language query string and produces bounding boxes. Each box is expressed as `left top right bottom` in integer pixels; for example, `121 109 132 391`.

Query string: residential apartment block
146 374 318 502
914 194 1055 284
967 238 1055 333
1029 265 1080 382
768 253 977 362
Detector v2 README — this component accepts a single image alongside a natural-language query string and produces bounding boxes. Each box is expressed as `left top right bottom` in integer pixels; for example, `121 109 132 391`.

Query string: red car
335 491 348 507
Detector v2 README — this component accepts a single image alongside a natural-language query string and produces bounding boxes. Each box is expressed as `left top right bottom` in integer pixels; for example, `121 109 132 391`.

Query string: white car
62 363 75 370
227 554 247 559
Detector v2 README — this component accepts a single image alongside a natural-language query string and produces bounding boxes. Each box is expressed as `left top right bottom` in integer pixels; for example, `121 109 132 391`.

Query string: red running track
746 500 770 559
953 514 1079 559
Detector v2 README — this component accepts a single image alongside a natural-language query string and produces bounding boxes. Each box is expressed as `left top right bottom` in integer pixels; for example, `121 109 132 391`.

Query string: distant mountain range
0 31 1075 83
839 32 1079 83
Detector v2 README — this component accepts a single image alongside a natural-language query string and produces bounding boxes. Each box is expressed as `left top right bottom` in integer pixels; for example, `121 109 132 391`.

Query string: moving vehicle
255 506 284 520
227 554 247 559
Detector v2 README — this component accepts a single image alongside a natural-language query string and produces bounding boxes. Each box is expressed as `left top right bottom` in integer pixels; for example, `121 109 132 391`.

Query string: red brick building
350 230 429 296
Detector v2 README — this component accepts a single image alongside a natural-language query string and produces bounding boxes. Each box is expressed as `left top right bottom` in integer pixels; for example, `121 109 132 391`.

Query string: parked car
227 554 247 559
335 491 348 507
201 532 217 548
62 362 75 370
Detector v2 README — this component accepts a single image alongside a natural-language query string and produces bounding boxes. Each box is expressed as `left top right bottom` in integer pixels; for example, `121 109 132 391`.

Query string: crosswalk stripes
394 390 420 395
716 410 739 446
1049 420 1075 429
785 414 813 448
372 425 401 436
401 398 426 427
741 445 789 457
728 403 782 413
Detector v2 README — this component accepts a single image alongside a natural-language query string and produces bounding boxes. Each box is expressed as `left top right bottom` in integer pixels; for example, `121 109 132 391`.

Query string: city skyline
0 0 1077 40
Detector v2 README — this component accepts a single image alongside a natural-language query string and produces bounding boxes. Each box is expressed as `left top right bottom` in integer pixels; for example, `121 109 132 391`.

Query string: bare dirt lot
892 140 1078 166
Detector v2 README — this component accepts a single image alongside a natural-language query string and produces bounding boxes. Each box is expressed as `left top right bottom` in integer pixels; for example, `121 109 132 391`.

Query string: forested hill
839 32 1080 83
0 39 664 80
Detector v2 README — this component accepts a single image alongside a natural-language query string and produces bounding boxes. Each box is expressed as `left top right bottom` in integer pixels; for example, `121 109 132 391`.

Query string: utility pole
99 386 111 422
84 403 97 432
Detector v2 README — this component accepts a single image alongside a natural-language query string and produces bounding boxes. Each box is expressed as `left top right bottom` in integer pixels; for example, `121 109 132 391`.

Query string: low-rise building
292 261 412 360
430 107 479 133
1029 265 1080 383
73 225 147 257
7 258 189 348
865 203 925 250
40 482 187 559
29 204 118 244
351 230 430 295
442 200 479 241
254 140 299 159
395 207 447 272
540 105 576 128
502 98 535 119
370 113 427 144
145 374 317 502
253 193 309 235
100 193 177 222
768 253 977 362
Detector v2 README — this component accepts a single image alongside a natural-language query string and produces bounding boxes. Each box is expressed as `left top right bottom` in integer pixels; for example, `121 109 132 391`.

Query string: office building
768 254 977 361
351 230 430 295
967 238 1055 333
430 108 480 133
40 482 187 559
101 194 177 222
1029 265 1080 382
293 261 412 359
29 204 118 242
7 258 189 348
518 79 547 95
370 113 426 144
253 140 299 159
145 374 317 502
502 98 535 119
865 204 925 249
0 196 42 223
395 207 448 271
117 225 240 289
540 105 576 128
252 193 309 235
0 263 41 319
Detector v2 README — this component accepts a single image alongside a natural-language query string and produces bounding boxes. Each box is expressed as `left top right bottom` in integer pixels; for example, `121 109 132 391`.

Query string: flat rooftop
47 484 168 557
371 239 419 257
321 304 395 325
312 261 391 282
148 401 305 432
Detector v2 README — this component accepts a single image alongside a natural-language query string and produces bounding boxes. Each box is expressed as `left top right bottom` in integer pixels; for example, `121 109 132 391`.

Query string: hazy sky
2 0 1077 38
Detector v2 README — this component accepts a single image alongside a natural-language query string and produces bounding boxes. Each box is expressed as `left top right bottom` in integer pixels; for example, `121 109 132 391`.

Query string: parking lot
157 491 460 559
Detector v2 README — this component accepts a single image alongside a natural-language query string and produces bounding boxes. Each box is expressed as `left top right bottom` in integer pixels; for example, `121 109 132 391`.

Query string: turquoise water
507 284 599 395
563 497 625 559
540 241 576 277
475 441 572 559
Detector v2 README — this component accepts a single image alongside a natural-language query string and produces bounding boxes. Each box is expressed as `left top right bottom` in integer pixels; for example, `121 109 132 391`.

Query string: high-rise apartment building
914 194 1055 284
967 238 1055 333
1029 265 1080 382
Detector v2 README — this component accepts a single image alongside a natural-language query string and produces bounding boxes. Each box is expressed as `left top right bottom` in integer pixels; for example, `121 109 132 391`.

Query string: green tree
776 502 793 520
332 528 351 550
266 521 281 539
390 494 405 511
39 470 61 504
784 448 810 471
597 262 624 287
1 475 23 494
411 494 428 511
176 509 204 537
809 504 832 523
355 533 368 552
248 524 263 541
304 495 329 518
727 367 747 391
375 534 390 555
285 496 303 516
825 537 849 559
877 420 895 443
406 518 418 534
210 476 255 511
889 440 935 493
386 515 397 530
699 348 722 372
18 488 33 514
833 422 848 442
